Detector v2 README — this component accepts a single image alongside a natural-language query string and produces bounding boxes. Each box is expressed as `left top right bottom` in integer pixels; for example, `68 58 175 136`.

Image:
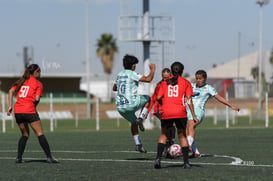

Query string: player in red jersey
148 68 171 119
154 62 198 169
148 68 176 157
7 64 59 163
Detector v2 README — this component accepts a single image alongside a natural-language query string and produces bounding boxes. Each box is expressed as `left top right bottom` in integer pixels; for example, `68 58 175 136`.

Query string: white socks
187 136 194 145
134 135 141 145
187 136 200 154
139 107 148 119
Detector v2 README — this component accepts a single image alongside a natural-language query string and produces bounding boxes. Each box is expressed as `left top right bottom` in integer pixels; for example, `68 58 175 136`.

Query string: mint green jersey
186 83 217 124
191 83 217 110
115 70 142 109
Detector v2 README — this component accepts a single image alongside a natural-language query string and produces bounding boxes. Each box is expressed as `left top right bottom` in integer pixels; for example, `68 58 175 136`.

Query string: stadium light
256 0 270 110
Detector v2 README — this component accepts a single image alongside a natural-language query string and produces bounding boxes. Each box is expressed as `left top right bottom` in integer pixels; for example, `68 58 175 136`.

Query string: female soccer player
148 68 171 119
7 64 59 163
154 62 198 169
186 70 240 158
148 68 176 157
113 54 155 153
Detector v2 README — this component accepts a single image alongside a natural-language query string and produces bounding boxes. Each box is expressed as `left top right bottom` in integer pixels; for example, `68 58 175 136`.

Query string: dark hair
13 64 40 92
167 62 184 86
162 68 171 74
195 70 207 80
123 54 139 69
161 68 171 81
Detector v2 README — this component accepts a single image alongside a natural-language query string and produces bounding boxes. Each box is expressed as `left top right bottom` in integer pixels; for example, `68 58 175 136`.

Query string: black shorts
161 118 187 130
14 113 40 124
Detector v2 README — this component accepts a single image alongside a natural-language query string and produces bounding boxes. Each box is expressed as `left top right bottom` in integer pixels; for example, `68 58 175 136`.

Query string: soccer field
0 121 272 181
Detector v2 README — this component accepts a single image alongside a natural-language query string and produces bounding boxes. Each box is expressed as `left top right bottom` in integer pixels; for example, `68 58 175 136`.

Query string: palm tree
269 47 273 96
251 66 267 96
251 66 258 80
96 33 118 101
270 47 273 65
251 66 259 93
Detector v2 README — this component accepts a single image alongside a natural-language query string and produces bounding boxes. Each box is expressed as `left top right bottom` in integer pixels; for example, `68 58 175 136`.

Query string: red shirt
157 76 193 119
13 76 43 113
148 81 162 114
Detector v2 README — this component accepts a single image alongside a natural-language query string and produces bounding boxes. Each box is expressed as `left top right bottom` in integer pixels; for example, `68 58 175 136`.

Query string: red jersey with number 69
157 76 193 119
12 76 43 113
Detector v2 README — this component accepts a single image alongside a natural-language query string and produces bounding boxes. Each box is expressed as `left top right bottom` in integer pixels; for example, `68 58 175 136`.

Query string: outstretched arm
214 94 240 112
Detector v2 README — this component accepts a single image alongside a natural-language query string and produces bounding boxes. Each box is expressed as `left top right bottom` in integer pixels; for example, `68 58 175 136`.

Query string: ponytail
167 62 184 86
166 74 179 86
13 64 40 92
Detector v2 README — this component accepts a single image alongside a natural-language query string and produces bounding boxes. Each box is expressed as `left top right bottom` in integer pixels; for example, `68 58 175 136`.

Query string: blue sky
0 0 272 82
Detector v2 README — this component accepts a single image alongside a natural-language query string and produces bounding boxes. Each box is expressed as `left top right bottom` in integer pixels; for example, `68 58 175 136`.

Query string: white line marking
0 150 272 168
0 156 273 168
213 154 243 165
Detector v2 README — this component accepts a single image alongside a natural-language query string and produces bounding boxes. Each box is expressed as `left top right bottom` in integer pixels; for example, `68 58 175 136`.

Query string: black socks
17 136 28 159
38 135 52 158
156 143 166 159
182 146 189 164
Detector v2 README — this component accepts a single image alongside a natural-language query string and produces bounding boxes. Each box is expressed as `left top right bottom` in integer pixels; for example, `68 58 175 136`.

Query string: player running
186 70 240 158
154 62 198 169
113 54 155 153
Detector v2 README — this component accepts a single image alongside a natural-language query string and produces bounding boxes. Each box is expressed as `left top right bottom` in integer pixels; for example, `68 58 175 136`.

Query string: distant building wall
0 76 81 93
233 79 256 98
207 78 234 98
207 78 255 98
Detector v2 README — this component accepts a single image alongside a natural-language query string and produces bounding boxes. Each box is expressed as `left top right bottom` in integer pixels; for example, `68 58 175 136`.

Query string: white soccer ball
167 144 182 157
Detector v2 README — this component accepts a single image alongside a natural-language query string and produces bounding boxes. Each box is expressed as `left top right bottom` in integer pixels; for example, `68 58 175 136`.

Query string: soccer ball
167 144 182 157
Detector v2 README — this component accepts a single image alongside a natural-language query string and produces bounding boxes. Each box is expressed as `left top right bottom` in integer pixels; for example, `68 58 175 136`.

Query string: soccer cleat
189 152 201 158
46 157 60 163
165 152 175 159
135 118 145 132
163 145 168 156
135 144 147 153
154 158 161 169
15 158 24 163
183 163 191 169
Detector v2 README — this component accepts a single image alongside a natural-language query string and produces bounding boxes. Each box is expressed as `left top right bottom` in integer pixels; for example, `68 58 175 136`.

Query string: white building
199 51 272 98
206 51 272 81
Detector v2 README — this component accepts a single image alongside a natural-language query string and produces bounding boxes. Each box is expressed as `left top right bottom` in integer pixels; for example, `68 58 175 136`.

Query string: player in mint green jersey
186 70 240 157
113 54 155 153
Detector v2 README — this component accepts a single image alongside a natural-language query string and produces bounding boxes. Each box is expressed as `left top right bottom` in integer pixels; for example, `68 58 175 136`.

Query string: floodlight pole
237 32 241 80
85 0 91 119
256 0 269 110
236 32 241 98
143 0 150 94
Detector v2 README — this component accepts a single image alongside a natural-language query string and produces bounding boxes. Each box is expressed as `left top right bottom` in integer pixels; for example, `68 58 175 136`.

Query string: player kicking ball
186 70 240 158
113 54 155 153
